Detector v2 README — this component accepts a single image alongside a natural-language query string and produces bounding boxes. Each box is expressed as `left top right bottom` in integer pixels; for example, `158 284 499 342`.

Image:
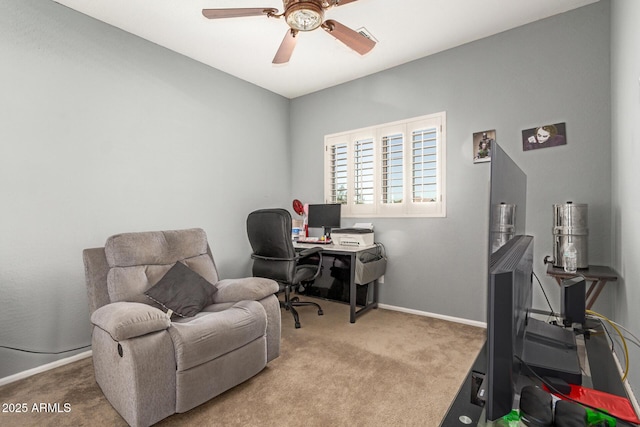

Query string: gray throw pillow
145 261 217 318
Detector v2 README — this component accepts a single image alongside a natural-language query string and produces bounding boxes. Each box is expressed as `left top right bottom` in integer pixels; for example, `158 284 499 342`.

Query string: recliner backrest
81 228 221 308
83 247 112 316
246 209 297 284
103 228 219 305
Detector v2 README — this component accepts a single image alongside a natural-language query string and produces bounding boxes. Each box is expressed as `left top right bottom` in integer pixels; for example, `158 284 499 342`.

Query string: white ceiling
53 0 599 99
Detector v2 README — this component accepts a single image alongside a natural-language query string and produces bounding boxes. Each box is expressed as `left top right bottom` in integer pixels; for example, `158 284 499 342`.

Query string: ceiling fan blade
321 20 375 55
333 0 359 6
273 29 298 64
202 8 278 19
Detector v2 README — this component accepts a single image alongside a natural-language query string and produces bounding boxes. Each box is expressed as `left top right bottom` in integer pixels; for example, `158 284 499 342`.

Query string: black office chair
247 208 323 329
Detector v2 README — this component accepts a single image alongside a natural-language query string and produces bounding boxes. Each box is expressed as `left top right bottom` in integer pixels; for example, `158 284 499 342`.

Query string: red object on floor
544 384 640 424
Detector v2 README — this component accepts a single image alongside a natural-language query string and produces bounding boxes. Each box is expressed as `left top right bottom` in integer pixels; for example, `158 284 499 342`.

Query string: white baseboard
378 303 487 329
612 350 640 418
0 350 93 388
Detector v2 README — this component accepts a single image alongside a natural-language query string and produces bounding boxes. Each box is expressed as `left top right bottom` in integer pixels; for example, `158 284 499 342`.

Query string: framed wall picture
473 130 495 163
522 122 567 151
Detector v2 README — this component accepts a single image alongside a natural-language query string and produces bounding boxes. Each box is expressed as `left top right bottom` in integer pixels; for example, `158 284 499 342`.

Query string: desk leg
373 278 379 306
349 253 357 323
349 252 379 324
586 280 607 310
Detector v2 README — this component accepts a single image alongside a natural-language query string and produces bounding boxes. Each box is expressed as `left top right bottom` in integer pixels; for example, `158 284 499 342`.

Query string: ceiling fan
202 0 376 64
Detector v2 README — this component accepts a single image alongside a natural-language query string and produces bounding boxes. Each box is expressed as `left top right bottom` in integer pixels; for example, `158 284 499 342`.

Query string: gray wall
0 0 290 378
611 0 640 399
290 1 612 322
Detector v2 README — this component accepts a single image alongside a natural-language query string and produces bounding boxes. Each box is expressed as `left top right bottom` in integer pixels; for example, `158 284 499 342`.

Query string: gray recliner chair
82 228 281 427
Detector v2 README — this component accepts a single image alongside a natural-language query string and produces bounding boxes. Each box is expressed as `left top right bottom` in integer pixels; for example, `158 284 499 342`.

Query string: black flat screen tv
488 144 527 254
485 143 532 421
483 145 582 421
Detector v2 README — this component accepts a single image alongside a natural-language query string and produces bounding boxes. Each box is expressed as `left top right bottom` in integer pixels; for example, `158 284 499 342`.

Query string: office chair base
280 298 323 328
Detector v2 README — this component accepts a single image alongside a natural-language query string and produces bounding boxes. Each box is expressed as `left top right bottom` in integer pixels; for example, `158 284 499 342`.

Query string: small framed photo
522 122 567 151
473 130 495 163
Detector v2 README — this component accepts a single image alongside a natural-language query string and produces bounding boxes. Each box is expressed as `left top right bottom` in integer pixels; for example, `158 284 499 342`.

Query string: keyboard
297 238 333 244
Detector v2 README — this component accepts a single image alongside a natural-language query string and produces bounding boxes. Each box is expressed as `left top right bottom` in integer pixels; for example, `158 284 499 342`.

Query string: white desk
294 242 379 323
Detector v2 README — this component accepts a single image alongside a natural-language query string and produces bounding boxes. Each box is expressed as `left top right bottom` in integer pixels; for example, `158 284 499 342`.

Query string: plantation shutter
382 133 404 204
329 142 348 204
354 138 374 205
412 128 438 203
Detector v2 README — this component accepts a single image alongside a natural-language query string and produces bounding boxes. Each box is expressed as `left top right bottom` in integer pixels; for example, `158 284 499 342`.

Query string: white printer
331 223 374 247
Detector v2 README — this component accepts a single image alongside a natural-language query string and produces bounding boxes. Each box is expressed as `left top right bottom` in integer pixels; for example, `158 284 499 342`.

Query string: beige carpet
0 300 485 426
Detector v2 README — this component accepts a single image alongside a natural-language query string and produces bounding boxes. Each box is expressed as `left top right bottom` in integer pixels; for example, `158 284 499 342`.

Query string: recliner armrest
91 302 171 341
213 277 279 303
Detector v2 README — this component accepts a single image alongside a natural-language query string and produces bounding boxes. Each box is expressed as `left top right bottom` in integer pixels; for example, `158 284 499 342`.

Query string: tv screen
482 144 583 422
307 204 341 235
484 143 531 421
488 144 527 253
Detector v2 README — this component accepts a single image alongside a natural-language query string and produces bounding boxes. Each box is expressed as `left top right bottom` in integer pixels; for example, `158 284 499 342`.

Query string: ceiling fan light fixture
285 2 324 31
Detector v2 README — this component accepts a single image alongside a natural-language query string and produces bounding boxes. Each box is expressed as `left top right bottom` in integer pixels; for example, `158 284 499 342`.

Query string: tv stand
521 337 582 385
525 318 577 349
440 320 638 426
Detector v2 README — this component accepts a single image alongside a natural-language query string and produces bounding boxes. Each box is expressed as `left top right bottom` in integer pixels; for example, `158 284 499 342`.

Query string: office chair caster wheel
295 321 301 329
318 309 323 316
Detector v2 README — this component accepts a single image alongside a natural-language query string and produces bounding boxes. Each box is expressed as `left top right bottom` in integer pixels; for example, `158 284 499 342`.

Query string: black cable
532 271 561 324
374 242 386 258
0 344 91 355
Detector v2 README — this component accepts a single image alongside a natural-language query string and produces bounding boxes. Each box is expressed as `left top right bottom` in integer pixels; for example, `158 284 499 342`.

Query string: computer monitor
307 203 341 237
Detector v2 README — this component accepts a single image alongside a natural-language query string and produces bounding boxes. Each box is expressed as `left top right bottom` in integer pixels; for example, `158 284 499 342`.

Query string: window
324 112 446 217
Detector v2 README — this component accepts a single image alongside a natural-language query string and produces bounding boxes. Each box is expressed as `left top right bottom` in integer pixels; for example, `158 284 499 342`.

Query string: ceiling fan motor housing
202 0 370 64
284 0 325 31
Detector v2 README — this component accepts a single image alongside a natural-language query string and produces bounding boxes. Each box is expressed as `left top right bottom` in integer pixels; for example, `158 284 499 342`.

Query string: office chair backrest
246 208 297 284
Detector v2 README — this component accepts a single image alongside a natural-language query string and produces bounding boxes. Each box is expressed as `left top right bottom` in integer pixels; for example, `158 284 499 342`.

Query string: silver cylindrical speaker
552 202 588 269
490 203 516 253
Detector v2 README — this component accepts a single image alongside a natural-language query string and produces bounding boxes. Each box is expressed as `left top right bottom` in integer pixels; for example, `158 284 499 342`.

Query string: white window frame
324 112 446 218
